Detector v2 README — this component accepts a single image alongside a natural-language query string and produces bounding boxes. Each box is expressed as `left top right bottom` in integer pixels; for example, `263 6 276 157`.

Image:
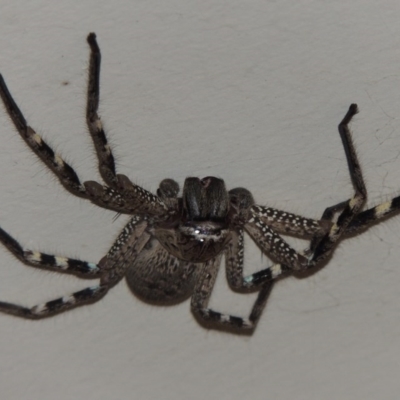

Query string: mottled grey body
0 34 398 332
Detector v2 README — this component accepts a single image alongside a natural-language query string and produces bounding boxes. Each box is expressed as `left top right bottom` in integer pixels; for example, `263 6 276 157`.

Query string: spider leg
313 195 400 239
0 226 100 278
226 201 343 290
193 103 385 329
225 224 324 292
191 253 273 330
84 175 168 216
0 216 150 319
281 193 400 240
0 284 108 319
320 201 349 221
245 216 308 269
250 205 331 236
260 105 366 269
225 229 290 290
237 105 366 287
0 36 168 217
308 104 367 266
246 105 367 272
84 33 168 216
0 74 86 198
306 197 389 253
0 224 107 319
345 196 400 234
306 200 350 254
229 199 370 290
225 229 246 289
245 203 338 270
227 192 321 289
86 33 117 188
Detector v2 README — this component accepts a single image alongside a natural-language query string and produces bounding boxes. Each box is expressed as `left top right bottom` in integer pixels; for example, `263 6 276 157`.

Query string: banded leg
309 104 367 265
311 195 400 238
225 229 291 290
84 33 167 215
0 226 100 277
0 284 108 319
0 216 151 319
0 225 107 319
302 196 400 262
254 105 365 270
0 74 86 198
250 105 366 271
231 202 346 289
244 204 336 271
302 195 393 255
86 33 117 188
231 107 368 287
307 200 349 254
305 197 394 252
227 203 363 290
345 196 400 234
0 36 167 217
227 193 325 290
191 254 274 330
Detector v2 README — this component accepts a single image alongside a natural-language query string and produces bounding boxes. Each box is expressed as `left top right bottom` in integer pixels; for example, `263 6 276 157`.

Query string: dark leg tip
0 74 7 91
349 103 359 115
87 33 99 51
339 103 359 127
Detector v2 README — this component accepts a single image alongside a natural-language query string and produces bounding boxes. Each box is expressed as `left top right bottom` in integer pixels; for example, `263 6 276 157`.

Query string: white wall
1 1 400 399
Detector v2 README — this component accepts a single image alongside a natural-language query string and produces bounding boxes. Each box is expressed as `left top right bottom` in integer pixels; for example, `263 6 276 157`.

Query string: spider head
156 177 255 262
155 177 230 262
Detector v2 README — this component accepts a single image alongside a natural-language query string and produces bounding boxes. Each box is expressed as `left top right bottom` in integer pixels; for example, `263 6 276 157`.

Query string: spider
0 33 398 333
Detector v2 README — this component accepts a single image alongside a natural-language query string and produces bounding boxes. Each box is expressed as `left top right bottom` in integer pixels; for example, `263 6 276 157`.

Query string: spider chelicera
0 33 397 332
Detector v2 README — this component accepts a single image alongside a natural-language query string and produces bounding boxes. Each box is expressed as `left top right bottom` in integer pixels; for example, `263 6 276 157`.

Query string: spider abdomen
126 237 199 304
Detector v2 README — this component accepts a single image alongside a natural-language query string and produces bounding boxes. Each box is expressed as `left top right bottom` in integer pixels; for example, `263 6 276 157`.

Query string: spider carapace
0 33 398 332
156 176 253 261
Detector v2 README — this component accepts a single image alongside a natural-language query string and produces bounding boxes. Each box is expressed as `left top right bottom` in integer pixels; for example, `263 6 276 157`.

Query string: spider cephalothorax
156 176 232 263
0 33 398 332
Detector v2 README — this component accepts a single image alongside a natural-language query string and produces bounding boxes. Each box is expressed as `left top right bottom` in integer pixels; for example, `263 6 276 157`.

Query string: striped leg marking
346 196 400 234
191 254 274 330
225 229 289 290
0 75 85 198
86 33 117 188
0 35 168 217
0 227 100 277
242 106 369 283
0 216 151 319
312 196 400 238
0 285 108 319
310 104 367 266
